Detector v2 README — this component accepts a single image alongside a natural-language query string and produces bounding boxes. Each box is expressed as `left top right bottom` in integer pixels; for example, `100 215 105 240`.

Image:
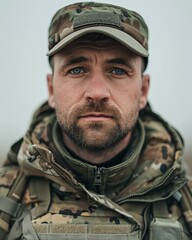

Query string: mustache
72 101 121 119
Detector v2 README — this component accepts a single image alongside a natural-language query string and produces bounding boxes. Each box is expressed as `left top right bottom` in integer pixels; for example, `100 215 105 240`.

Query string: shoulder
0 165 20 197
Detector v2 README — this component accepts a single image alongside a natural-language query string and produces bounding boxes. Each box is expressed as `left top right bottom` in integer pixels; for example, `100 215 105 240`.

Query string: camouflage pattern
0 102 192 239
0 166 19 197
18 104 185 203
47 2 149 58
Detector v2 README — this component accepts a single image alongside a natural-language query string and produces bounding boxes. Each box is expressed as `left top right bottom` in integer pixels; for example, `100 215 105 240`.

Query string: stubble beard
55 100 139 154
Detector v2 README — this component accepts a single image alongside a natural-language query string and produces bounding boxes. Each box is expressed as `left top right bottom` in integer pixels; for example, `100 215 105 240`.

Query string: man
0 2 192 240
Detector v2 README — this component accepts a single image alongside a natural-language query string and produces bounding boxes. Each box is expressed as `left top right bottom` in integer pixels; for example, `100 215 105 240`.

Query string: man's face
47 37 149 153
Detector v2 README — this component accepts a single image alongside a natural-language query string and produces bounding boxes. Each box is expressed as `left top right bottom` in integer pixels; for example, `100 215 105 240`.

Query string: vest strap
152 200 169 218
0 196 22 218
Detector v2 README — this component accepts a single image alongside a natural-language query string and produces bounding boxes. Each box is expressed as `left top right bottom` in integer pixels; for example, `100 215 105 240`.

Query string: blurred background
0 0 191 174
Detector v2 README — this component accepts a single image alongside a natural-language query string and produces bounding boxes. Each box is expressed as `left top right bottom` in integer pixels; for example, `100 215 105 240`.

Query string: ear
139 74 150 110
47 74 55 108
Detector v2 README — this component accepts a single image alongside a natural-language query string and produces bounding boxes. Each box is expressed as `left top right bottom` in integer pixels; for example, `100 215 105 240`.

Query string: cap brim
47 26 149 57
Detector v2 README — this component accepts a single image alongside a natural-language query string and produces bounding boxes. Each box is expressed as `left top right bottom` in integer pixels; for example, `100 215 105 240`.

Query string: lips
80 112 113 121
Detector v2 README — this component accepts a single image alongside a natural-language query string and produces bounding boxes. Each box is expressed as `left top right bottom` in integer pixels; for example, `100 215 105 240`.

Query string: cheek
115 87 141 107
53 83 82 114
55 75 82 97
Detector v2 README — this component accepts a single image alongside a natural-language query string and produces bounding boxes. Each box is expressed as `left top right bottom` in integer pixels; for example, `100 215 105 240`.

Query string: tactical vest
0 167 191 240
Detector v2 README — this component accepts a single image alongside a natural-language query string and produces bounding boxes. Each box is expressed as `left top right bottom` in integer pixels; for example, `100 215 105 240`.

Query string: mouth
80 112 114 122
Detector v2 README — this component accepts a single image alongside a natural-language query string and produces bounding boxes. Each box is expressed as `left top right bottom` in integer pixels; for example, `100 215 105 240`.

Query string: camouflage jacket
0 102 192 240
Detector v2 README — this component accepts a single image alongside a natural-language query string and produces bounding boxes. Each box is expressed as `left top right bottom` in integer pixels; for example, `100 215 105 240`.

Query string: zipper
94 167 104 186
117 167 178 204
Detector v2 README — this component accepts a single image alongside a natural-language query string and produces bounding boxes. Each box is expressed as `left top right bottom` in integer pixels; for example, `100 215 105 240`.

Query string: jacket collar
52 119 145 195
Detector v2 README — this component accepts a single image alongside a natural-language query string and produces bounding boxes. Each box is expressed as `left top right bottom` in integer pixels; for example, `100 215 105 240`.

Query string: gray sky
0 0 192 173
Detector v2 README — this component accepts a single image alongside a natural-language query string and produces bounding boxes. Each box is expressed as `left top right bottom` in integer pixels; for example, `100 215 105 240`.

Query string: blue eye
111 68 125 75
70 67 84 74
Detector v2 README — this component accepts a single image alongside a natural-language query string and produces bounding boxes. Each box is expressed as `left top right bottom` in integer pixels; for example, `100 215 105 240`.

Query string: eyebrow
106 58 128 65
64 56 89 67
106 58 136 69
63 56 135 69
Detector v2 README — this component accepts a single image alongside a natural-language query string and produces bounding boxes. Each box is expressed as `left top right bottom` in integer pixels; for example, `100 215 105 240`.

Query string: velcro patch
74 12 121 29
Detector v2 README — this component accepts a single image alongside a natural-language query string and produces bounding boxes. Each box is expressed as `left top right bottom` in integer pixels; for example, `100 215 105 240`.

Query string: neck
62 133 132 165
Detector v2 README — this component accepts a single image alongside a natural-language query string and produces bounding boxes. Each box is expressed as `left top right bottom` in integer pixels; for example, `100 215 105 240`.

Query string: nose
84 72 110 102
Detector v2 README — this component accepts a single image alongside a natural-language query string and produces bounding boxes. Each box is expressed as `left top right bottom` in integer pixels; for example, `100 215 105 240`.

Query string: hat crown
48 2 148 52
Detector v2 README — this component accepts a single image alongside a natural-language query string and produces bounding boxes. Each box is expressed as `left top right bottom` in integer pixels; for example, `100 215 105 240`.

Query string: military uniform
0 102 192 239
1 2 192 239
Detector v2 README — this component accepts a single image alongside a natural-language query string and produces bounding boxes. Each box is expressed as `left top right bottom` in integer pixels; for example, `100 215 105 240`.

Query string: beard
55 100 139 153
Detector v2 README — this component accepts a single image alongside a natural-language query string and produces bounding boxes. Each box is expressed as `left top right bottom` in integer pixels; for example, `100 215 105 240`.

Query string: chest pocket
149 218 184 240
149 200 185 240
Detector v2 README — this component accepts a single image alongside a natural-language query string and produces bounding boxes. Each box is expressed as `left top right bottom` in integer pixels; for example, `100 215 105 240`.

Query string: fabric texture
47 2 149 57
0 102 192 239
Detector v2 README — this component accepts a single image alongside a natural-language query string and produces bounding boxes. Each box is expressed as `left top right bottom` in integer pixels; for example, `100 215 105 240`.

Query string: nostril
86 97 108 104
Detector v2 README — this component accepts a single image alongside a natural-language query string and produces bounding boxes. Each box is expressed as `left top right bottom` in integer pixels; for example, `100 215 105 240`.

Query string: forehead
55 33 140 60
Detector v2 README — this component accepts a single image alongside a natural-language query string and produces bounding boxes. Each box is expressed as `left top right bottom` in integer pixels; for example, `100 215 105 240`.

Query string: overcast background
0 0 192 174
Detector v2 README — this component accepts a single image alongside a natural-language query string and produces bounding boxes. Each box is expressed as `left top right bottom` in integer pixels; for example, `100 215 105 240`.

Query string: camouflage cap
47 2 149 58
